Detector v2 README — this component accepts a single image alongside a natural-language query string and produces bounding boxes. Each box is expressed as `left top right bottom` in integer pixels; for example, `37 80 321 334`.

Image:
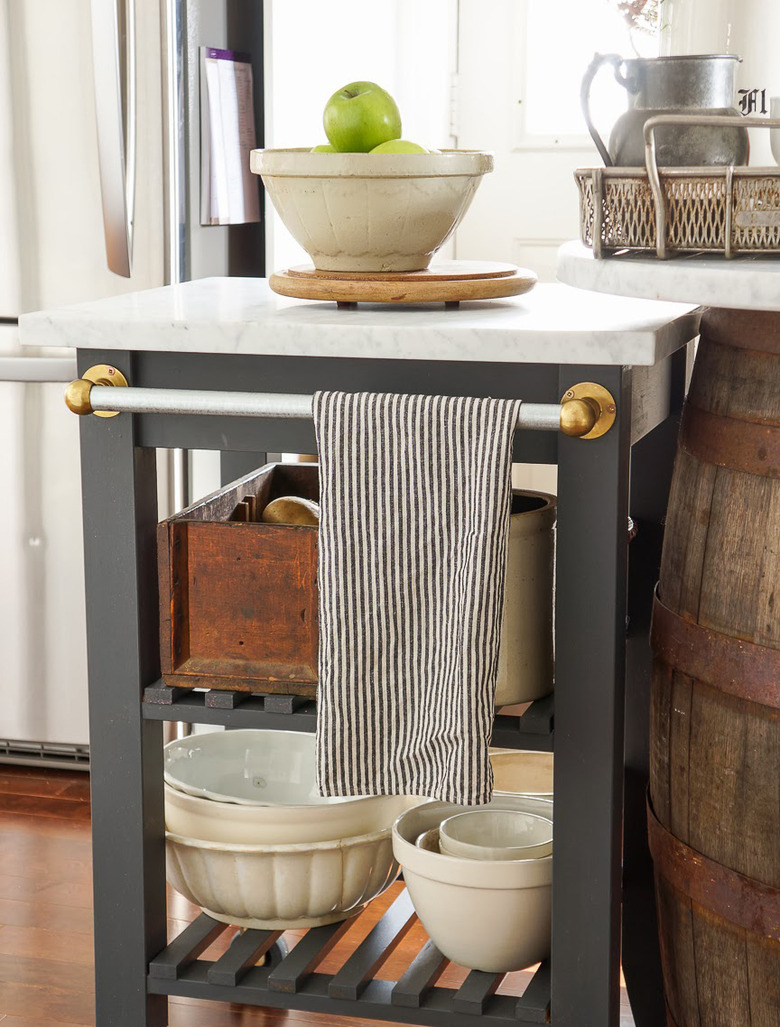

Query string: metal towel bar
65 364 617 438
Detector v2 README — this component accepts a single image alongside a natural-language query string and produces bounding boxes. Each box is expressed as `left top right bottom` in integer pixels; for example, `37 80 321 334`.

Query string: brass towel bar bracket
65 364 616 439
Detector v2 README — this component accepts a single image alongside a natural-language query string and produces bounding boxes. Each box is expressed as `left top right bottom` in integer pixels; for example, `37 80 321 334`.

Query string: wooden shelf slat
267 919 354 994
451 969 503 1015
327 890 417 1001
206 927 282 986
390 938 448 1008
149 914 226 979
514 960 552 1023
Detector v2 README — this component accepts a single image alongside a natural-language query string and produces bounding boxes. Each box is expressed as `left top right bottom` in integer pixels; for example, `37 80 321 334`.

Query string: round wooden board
270 260 537 305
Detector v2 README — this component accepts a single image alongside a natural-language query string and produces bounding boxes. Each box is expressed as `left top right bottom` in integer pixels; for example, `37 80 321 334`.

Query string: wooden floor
0 766 637 1027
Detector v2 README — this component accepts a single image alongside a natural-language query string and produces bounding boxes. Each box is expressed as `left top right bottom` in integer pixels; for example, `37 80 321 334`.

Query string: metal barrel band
651 591 780 709
679 402 780 480
647 798 780 941
699 307 780 356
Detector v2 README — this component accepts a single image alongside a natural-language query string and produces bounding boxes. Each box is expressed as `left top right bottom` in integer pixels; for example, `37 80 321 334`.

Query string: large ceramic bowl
166 824 400 929
392 795 553 973
165 728 357 805
164 729 421 845
250 148 494 272
164 780 420 845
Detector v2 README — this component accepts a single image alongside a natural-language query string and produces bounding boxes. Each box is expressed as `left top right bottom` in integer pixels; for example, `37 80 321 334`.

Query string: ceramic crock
494 490 556 707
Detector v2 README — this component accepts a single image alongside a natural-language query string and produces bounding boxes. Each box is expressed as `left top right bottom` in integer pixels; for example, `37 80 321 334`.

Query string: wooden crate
158 463 318 696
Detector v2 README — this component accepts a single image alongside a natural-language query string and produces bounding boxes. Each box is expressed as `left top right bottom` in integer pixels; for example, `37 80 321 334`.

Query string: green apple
369 139 429 154
310 144 336 153
323 80 402 152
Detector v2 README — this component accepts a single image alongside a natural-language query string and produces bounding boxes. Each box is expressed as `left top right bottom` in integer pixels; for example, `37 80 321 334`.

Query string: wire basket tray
576 114 780 259
577 165 780 258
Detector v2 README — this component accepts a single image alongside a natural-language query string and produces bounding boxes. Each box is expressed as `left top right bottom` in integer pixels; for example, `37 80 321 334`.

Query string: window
517 0 659 148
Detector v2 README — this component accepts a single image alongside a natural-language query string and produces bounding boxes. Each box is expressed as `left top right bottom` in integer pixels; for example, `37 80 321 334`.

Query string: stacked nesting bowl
392 750 555 973
163 729 420 929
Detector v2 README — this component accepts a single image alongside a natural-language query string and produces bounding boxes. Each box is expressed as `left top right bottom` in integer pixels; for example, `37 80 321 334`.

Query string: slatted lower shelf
141 684 554 751
149 893 551 1026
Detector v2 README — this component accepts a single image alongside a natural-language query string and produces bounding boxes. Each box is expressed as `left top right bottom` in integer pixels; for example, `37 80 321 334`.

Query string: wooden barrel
649 308 780 1027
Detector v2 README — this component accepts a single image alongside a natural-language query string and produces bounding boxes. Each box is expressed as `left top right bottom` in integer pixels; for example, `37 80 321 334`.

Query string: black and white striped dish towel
312 391 521 806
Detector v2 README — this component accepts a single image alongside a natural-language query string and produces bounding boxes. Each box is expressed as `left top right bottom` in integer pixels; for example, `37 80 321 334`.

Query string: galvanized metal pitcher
581 53 748 167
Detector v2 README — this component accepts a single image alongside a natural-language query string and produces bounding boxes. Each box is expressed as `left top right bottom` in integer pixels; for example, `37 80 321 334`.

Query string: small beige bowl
415 827 441 852
438 809 553 861
250 148 494 272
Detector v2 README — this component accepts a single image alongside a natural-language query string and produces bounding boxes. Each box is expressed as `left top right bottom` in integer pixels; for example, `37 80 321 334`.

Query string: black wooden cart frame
73 345 691 1027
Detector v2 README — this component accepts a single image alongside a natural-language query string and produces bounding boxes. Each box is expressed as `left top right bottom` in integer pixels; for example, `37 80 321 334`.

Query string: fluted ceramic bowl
250 148 494 272
166 823 402 929
392 795 553 973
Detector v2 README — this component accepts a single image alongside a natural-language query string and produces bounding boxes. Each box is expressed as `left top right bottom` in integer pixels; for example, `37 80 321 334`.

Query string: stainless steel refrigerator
0 0 264 768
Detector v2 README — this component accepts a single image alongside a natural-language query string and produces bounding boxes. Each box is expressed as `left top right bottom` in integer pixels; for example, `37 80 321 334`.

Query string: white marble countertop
557 242 780 311
19 278 699 367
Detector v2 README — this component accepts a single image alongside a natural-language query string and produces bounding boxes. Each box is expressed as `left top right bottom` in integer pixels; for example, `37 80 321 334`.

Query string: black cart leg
552 365 631 1027
621 346 688 1027
79 351 168 1027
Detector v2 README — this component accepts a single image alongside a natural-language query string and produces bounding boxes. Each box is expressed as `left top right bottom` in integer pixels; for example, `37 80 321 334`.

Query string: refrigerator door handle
0 356 78 383
90 0 136 278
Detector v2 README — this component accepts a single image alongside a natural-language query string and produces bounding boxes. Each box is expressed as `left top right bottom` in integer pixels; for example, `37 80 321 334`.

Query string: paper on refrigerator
200 48 260 226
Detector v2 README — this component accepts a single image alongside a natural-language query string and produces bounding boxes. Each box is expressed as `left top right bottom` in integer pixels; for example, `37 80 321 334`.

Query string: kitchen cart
20 279 699 1027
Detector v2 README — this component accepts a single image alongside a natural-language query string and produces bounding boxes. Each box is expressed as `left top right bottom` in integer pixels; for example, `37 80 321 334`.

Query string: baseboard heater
0 739 90 771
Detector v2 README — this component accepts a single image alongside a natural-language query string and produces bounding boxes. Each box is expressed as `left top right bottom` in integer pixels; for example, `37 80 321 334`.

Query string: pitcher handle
581 53 627 167
643 113 779 259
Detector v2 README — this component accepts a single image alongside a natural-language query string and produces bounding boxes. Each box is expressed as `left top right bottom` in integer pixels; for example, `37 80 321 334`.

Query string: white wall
660 0 780 164
263 0 456 273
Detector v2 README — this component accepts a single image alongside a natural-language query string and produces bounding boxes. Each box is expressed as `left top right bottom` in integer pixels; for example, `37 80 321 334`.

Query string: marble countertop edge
18 278 701 367
19 312 700 366
557 242 780 311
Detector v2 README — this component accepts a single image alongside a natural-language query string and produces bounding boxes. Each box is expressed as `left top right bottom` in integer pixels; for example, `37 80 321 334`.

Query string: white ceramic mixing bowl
164 780 420 845
250 148 494 273
164 729 328 804
393 795 553 973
